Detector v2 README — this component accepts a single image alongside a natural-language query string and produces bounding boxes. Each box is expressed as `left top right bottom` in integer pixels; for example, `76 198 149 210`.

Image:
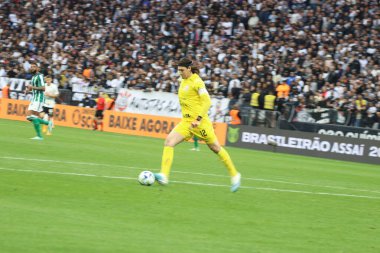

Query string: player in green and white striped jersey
25 63 52 140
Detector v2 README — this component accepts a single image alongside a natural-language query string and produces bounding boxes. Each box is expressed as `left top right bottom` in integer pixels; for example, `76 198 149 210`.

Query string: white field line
0 167 379 200
1 156 380 195
0 122 29 128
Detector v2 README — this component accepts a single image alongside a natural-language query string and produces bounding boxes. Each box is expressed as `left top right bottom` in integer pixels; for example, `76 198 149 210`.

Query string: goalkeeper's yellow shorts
173 118 217 144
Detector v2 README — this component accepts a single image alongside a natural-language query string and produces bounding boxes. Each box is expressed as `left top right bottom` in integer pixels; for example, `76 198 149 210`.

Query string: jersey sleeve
194 78 211 118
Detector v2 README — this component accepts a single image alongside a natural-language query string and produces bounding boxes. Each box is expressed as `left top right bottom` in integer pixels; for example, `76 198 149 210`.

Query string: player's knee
164 135 180 147
26 114 37 121
164 139 176 147
208 143 221 153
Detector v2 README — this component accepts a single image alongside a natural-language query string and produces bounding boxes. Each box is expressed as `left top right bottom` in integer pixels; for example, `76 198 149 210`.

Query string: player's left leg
93 111 98 130
98 111 104 131
198 121 241 192
45 107 54 135
41 107 49 133
99 119 103 131
93 118 98 130
207 140 241 192
26 103 37 122
29 111 43 140
48 107 54 134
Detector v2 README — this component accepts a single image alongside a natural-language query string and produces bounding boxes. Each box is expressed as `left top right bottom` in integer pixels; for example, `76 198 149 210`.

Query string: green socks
32 118 42 138
38 118 49 125
31 118 49 138
194 137 199 149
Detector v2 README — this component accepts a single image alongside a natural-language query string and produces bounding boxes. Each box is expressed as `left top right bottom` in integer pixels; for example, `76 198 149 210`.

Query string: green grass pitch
0 118 379 253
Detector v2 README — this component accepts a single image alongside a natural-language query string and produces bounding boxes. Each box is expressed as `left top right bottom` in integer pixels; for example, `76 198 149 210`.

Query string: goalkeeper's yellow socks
161 146 174 178
217 147 238 177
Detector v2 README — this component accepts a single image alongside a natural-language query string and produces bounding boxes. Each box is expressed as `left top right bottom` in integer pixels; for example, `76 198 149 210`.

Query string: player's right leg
41 107 48 133
155 122 188 185
29 113 43 140
47 118 53 134
27 102 44 140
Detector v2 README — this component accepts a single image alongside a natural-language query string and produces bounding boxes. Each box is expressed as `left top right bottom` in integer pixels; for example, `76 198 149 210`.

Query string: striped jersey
31 73 45 102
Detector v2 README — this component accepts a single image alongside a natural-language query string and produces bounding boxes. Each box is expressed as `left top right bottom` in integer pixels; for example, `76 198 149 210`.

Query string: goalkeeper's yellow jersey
178 73 211 122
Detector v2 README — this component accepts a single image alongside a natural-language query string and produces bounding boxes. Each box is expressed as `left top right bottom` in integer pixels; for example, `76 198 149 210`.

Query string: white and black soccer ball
138 171 155 186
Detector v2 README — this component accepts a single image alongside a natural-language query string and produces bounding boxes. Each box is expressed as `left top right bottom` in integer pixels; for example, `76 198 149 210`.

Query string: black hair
177 58 193 68
190 66 200 74
177 58 200 74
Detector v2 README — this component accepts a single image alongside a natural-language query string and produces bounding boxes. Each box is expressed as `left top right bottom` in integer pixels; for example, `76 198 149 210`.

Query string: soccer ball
138 171 155 186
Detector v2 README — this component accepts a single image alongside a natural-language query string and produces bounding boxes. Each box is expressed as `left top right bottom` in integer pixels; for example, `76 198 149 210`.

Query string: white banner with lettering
115 89 229 122
0 77 30 90
0 77 31 100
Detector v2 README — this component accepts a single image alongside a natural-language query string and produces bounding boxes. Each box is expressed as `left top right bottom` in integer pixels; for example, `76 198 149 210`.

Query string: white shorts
28 101 44 112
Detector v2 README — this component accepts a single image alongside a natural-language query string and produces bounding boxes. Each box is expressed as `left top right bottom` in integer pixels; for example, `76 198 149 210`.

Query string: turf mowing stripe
0 167 380 200
2 156 380 195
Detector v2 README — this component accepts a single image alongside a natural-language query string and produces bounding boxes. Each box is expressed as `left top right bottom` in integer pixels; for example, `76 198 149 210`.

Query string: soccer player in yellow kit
154 58 241 192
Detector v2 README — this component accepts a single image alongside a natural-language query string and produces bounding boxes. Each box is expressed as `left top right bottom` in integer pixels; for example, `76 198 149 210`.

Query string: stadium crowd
0 0 379 128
